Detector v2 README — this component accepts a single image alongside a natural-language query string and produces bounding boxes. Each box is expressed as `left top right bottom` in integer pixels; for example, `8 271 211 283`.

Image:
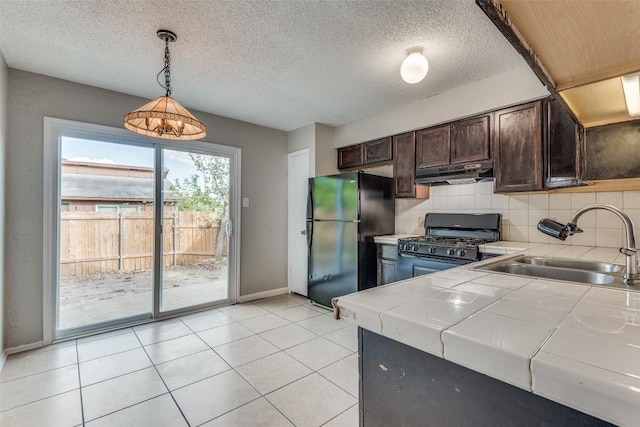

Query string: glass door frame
43 117 241 342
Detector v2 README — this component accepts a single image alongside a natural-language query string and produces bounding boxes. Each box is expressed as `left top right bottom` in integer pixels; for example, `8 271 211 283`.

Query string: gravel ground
59 258 228 307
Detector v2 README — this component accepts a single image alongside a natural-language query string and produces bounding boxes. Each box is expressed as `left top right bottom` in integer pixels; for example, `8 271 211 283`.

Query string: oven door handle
398 253 420 259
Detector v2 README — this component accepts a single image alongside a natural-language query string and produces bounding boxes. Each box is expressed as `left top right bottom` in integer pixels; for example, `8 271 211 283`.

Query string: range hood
415 160 494 186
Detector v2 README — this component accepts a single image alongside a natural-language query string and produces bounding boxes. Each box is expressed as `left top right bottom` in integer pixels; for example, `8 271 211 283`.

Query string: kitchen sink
475 255 630 288
514 256 623 273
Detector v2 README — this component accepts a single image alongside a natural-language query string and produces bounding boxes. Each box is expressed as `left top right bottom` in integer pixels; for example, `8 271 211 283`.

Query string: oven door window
413 265 451 276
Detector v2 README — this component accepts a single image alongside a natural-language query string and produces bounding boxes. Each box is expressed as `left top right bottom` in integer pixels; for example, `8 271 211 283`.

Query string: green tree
172 154 230 259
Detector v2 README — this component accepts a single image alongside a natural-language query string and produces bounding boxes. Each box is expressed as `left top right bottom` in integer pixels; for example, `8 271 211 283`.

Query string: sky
61 136 208 184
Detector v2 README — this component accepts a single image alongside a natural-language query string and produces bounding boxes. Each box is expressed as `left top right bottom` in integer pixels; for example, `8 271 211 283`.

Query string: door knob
300 230 307 235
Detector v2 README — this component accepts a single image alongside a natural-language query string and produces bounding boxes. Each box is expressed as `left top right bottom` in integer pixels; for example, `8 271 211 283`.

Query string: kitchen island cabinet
359 328 612 427
334 243 637 427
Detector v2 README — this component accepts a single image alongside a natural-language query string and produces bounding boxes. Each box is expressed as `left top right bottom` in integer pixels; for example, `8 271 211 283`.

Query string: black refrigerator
307 172 395 308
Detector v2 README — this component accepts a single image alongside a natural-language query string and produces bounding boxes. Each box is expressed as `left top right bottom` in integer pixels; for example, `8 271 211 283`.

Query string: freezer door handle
307 180 313 220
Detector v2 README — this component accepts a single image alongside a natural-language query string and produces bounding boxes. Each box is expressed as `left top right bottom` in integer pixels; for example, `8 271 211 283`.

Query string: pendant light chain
164 39 172 97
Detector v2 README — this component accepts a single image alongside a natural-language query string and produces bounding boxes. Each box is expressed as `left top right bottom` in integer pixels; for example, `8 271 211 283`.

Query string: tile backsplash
395 180 640 249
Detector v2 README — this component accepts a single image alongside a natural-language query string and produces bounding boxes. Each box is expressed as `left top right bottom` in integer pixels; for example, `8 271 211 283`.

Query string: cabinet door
393 132 417 198
363 137 392 165
416 125 450 168
380 259 397 285
493 101 543 193
337 144 363 169
546 98 583 188
450 115 490 164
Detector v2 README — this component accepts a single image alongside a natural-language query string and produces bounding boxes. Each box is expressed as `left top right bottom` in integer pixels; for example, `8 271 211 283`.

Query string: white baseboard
238 287 289 303
2 340 45 370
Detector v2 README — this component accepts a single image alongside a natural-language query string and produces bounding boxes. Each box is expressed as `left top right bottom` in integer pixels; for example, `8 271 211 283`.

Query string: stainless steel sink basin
515 256 623 273
485 263 616 285
475 255 629 288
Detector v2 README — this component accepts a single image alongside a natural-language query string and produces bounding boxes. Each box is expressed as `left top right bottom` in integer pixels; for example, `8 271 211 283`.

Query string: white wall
287 123 337 178
0 53 7 357
314 124 337 177
288 124 316 176
334 65 549 147
5 69 288 348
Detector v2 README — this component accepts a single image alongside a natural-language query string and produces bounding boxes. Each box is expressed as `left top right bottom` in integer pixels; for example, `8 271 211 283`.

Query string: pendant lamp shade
124 95 207 140
124 30 207 140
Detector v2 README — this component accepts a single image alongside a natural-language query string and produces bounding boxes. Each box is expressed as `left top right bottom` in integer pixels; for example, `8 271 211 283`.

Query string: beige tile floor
0 294 359 427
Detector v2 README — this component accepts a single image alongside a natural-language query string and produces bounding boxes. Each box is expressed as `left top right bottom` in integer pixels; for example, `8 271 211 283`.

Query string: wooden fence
60 211 226 277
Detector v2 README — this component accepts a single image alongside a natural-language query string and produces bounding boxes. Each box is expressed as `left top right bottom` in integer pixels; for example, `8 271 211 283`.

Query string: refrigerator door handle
306 221 313 254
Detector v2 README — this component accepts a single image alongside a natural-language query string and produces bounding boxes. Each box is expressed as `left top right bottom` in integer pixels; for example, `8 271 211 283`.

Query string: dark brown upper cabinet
493 98 583 193
546 98 583 188
416 125 450 168
337 144 363 169
393 132 429 199
493 100 544 193
451 115 491 164
363 137 393 165
416 116 490 169
337 137 392 170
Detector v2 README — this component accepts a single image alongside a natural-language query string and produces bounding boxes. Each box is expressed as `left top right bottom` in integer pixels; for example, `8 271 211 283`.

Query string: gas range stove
398 236 492 261
397 213 502 262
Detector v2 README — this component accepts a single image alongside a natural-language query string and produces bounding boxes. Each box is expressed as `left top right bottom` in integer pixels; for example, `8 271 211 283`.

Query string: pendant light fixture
400 47 429 84
124 30 207 140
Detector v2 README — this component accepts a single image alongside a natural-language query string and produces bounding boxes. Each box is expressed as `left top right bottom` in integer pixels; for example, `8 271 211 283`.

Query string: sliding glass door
47 119 239 339
159 148 231 312
58 137 156 331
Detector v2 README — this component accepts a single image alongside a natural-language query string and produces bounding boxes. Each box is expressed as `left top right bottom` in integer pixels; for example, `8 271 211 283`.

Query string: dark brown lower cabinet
376 244 397 285
359 328 613 427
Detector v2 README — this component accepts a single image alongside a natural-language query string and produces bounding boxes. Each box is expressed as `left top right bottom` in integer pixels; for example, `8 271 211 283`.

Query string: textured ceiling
0 0 526 132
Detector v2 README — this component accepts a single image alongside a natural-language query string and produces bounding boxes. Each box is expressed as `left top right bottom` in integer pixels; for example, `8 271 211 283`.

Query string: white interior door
288 149 310 296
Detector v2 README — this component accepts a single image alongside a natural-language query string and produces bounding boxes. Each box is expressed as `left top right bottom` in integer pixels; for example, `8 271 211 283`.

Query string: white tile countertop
333 242 640 427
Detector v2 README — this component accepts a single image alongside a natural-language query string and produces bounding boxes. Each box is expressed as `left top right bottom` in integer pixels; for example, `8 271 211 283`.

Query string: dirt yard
58 259 228 328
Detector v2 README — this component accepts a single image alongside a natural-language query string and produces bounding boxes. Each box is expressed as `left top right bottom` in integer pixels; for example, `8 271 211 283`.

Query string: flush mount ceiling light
400 47 429 84
124 30 207 140
621 73 640 117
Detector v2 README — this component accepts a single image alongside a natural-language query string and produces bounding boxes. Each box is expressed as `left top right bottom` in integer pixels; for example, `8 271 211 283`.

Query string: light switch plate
242 197 249 208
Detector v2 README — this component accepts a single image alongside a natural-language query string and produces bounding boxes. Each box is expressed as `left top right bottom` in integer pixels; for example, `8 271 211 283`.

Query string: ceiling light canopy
621 73 640 117
400 47 429 84
124 30 207 140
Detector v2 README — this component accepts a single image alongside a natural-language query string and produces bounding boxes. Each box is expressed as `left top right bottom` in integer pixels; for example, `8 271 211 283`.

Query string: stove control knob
447 248 455 256
413 245 419 252
459 249 466 257
429 246 437 254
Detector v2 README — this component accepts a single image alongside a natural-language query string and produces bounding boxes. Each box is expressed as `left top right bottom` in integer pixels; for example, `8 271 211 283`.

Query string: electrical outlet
418 216 425 227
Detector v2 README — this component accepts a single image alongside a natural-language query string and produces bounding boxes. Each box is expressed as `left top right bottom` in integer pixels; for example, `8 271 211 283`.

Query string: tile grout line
2 295 355 426
133 325 192 427
319 402 358 426
74 340 86 427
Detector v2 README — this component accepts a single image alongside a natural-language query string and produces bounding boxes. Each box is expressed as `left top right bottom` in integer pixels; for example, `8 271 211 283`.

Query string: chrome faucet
538 204 640 285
